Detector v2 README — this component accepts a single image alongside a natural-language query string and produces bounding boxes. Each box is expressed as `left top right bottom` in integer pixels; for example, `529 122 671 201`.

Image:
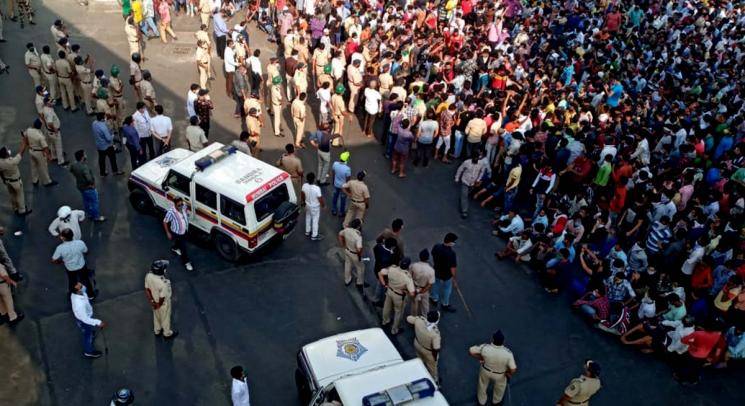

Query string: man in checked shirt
454 151 486 219
162 197 194 271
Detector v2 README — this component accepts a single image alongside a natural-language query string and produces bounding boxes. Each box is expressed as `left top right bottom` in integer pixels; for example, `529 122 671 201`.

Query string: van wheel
213 231 241 262
129 189 154 214
295 368 311 403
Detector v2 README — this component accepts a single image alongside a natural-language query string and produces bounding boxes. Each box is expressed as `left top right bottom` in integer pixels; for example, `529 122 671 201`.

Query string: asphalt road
0 2 743 405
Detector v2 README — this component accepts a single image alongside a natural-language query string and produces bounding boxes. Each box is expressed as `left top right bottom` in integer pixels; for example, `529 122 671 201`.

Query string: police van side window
220 196 246 225
195 184 216 209
254 184 289 222
165 171 190 196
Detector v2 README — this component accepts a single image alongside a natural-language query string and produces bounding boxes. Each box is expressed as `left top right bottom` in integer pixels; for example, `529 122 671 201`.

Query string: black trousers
412 142 433 166
66 266 94 297
140 137 155 161
215 35 227 59
199 121 211 138
126 143 142 169
97 146 119 175
172 233 190 264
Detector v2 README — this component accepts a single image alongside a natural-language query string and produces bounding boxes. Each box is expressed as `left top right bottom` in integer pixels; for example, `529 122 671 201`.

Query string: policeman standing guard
55 50 77 111
109 66 126 124
291 92 307 148
406 310 441 383
42 96 66 165
24 119 57 186
270 76 283 137
337 218 364 290
556 361 602 406
144 260 178 339
24 42 43 88
40 46 59 102
331 84 347 139
342 170 370 227
379 257 416 335
468 330 517 406
0 145 31 215
410 249 435 317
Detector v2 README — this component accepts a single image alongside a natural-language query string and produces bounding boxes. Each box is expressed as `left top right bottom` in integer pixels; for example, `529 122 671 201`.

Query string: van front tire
213 231 241 262
129 189 154 214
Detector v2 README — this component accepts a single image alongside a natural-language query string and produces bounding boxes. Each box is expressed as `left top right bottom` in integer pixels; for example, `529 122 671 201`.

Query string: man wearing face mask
145 260 178 339
406 310 441 383
48 205 85 240
70 281 106 358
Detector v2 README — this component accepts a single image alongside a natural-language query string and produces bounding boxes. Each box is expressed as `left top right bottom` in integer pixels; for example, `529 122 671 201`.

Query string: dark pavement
0 2 742 405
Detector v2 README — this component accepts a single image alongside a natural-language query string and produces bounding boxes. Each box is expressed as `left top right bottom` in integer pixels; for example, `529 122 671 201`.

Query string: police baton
452 278 473 319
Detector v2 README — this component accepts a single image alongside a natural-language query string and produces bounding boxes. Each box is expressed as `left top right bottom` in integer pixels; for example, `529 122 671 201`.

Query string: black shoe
344 280 352 286
363 282 370 287
373 300 384 308
17 209 32 216
43 180 59 187
154 331 162 337
0 314 8 325
9 16 17 22
442 305 456 313
9 313 25 326
164 330 179 340
460 213 468 219
83 350 103 358
356 284 364 292
429 298 438 306
100 172 108 177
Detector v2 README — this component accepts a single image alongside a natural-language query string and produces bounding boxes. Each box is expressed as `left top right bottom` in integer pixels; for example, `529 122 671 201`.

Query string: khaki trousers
47 130 65 163
293 117 304 145
272 103 282 136
343 201 366 227
29 150 51 184
332 114 344 138
348 85 360 113
44 73 59 100
58 77 77 110
343 250 363 286
80 83 94 114
477 367 507 405
159 21 176 42
153 299 174 336
382 289 407 334
200 12 210 27
0 283 18 320
414 339 438 381
411 292 430 317
4 180 25 213
28 69 42 88
128 40 141 57
198 66 209 89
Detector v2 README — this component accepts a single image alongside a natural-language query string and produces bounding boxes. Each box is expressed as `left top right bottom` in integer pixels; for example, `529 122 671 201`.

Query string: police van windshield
254 183 289 222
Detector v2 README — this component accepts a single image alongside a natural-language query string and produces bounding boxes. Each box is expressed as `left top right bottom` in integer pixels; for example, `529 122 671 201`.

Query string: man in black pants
162 197 194 271
92 112 123 176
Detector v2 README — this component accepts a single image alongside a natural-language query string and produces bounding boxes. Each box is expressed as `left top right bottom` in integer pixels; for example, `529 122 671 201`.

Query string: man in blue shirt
213 10 229 59
121 115 143 169
92 112 123 176
331 151 351 216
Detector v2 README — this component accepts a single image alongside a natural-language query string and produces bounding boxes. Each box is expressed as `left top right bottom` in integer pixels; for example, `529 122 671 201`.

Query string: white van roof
302 328 402 389
335 359 448 406
169 143 289 205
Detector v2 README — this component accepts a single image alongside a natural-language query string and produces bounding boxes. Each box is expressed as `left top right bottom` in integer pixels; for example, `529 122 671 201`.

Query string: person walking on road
338 219 364 290
0 262 24 326
430 233 458 313
70 281 106 358
454 151 486 219
379 257 416 335
406 310 441 383
301 172 325 241
468 330 517 406
69 150 106 222
410 249 435 317
48 205 85 240
145 260 178 339
342 170 370 227
556 361 602 406
230 365 251 406
331 151 351 217
163 197 194 271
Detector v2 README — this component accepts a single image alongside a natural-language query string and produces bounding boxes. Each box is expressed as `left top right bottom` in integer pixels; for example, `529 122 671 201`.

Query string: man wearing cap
410 249 435 317
331 152 351 216
469 330 517 406
145 260 178 339
24 43 43 88
129 52 143 101
556 361 602 406
270 76 283 137
49 205 85 240
379 257 416 335
42 97 66 164
40 46 59 102
108 66 126 123
55 50 77 111
0 144 30 215
342 170 370 227
245 107 262 156
338 218 364 289
276 143 303 198
406 310 441 382
23 119 56 187
331 84 347 136
290 92 307 148
316 64 333 90
346 59 363 113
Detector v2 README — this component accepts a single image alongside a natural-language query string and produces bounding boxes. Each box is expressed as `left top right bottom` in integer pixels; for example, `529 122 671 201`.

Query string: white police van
127 143 299 261
295 328 449 406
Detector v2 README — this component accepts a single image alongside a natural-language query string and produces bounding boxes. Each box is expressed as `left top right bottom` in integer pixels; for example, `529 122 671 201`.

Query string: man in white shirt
316 82 332 124
132 101 154 160
48 205 85 240
230 365 251 406
224 39 237 98
186 83 199 119
70 281 106 358
248 49 262 93
150 105 173 156
363 80 382 138
301 172 325 241
52 229 96 298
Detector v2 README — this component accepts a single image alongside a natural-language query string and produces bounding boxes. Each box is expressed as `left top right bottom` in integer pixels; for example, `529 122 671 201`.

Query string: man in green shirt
118 0 132 19
69 150 106 222
594 154 613 187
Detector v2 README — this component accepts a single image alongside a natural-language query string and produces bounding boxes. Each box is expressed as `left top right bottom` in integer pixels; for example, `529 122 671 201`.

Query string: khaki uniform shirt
562 376 601 405
196 46 210 68
331 94 346 116
246 116 261 136
342 179 369 203
199 0 212 13
125 22 139 43
109 77 124 98
35 94 45 115
293 70 308 93
76 65 93 84
347 65 363 87
244 97 262 116
379 72 393 95
130 61 142 82
195 30 211 46
469 344 516 373
409 315 441 351
391 86 407 103
96 99 111 116
291 98 306 120
145 273 172 302
25 51 42 71
54 58 73 78
43 106 61 131
26 128 48 151
380 266 415 295
141 80 156 101
295 44 309 64
278 154 303 178
185 125 207 151
0 155 22 181
338 227 362 253
317 73 333 88
410 261 435 289
282 34 295 58
40 53 56 75
266 63 280 86
313 49 330 69
271 85 282 105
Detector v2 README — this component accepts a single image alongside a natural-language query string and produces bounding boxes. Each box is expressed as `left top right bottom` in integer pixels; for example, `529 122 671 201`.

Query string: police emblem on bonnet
336 338 367 362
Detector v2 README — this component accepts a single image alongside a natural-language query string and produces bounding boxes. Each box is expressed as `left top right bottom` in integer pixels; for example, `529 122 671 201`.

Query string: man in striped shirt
162 197 193 271
645 216 672 267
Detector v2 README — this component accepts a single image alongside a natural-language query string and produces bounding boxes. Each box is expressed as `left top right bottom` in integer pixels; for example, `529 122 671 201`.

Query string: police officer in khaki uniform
317 64 334 91
196 40 211 89
378 64 394 99
270 76 283 137
140 70 157 111
410 249 435 317
556 361 602 406
144 260 178 339
331 84 347 139
42 97 66 165
291 92 307 148
406 310 441 382
34 86 46 117
24 43 43 88
346 59 363 113
379 257 416 335
24 119 57 186
468 330 517 406
124 16 142 58
129 53 143 101
342 171 370 227
55 50 77 111
108 65 126 124
74 56 95 115
338 219 364 289
293 63 308 99
276 144 303 199
40 46 59 102
311 43 330 84
0 145 31 215
198 0 212 27
265 57 280 99
245 107 262 156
